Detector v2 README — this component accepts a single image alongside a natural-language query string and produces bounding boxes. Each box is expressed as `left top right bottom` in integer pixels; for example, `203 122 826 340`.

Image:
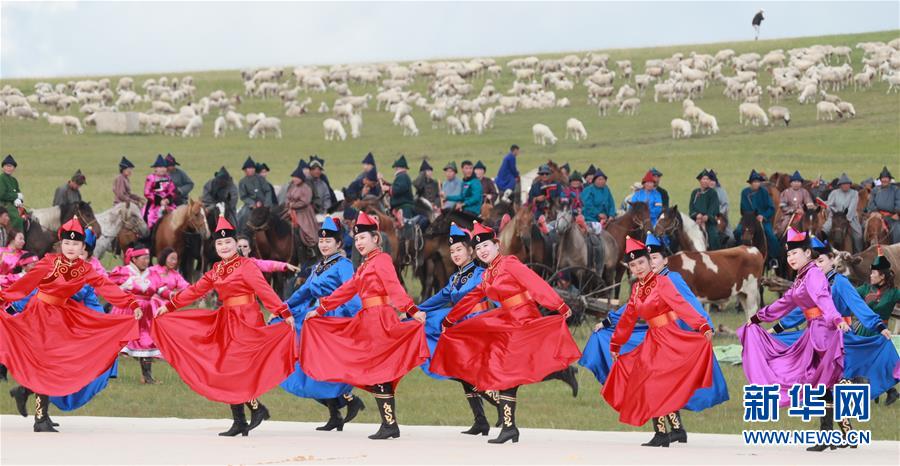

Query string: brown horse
654 205 707 253
828 209 855 252
59 201 102 238
22 216 57 256
152 199 210 282
418 210 480 300
499 203 547 270
863 212 890 247
603 202 651 298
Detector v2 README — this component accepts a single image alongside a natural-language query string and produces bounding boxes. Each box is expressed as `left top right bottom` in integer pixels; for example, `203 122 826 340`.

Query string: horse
22 216 57 256
554 208 617 299
152 199 210 283
827 209 854 253
418 209 480 300
602 201 651 299
863 212 890 247
653 205 706 253
30 201 101 238
93 202 149 260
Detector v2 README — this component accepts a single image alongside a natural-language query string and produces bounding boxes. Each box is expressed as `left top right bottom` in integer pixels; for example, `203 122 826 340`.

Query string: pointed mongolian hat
353 211 379 234
58 215 85 241
624 236 648 262
214 213 237 239
470 221 495 245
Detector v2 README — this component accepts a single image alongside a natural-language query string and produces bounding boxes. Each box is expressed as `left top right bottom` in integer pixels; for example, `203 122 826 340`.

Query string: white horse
679 212 708 251
93 203 149 260
30 206 62 231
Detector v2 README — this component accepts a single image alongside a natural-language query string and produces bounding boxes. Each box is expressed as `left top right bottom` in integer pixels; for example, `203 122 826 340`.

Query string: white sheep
836 101 856 118
400 114 419 136
473 112 485 135
225 110 244 130
391 101 412 125
446 116 465 135
333 103 354 123
246 112 266 128
322 118 347 141
884 73 900 94
738 102 768 126
816 101 843 121
213 116 226 138
248 117 283 139
697 112 719 135
565 118 587 141
429 107 446 129
10 106 38 119
671 118 692 139
349 113 362 139
798 84 818 104
532 123 557 145
597 98 612 116
617 97 641 115
484 107 497 129
182 115 203 137
767 106 791 126
42 113 83 134
318 101 329 113
459 113 471 133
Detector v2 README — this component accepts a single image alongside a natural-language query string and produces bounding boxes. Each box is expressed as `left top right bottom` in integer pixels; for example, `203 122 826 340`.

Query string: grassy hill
0 30 898 438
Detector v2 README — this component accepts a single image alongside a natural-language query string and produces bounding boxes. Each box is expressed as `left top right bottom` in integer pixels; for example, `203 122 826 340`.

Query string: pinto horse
653 205 707 253
603 201 651 299
152 199 210 283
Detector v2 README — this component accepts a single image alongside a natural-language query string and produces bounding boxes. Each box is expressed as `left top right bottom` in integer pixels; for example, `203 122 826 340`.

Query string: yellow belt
223 294 255 307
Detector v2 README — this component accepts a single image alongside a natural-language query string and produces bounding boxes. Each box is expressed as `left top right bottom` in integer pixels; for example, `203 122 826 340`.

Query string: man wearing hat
584 165 597 186
649 168 670 209
631 170 664 226
823 173 863 252
495 144 520 199
389 155 416 220
344 161 382 203
689 170 721 250
528 164 562 221
441 161 462 210
708 169 732 244
144 155 177 228
474 160 498 204
865 166 900 243
200 167 239 226
52 170 86 207
285 165 318 247
736 170 781 261
307 156 337 214
113 157 144 207
352 152 378 185
560 171 584 211
445 160 483 216
0 155 23 232
581 168 616 233
776 170 815 235
165 154 194 206
413 159 440 207
255 162 278 206
237 156 274 230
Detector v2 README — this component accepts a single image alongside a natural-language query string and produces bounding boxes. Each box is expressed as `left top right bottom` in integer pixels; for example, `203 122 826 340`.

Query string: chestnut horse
152 199 210 282
863 212 890 247
603 202 651 299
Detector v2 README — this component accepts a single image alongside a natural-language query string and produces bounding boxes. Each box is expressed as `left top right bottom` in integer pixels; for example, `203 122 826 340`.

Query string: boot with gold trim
342 393 366 424
219 404 248 437
666 411 687 444
488 387 519 444
479 390 503 427
245 399 270 432
460 382 489 436
368 384 400 440
33 394 58 433
641 416 669 447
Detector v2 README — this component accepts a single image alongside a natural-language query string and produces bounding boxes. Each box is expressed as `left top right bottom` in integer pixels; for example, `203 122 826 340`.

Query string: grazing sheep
246 112 266 128
597 98 613 116
483 107 497 129
285 102 307 117
767 106 791 126
565 118 587 141
532 123 557 145
798 84 818 104
42 113 83 134
213 116 226 138
181 115 202 137
460 113 472 134
738 102 768 126
151 101 176 114
816 101 843 121
556 97 570 108
391 101 412 125
225 110 244 130
318 101 329 113
333 103 354 123
884 73 900 94
836 101 856 117
400 114 419 136
9 106 38 119
322 118 347 141
617 97 640 115
671 118 692 139
446 116 465 135
473 112 485 135
697 112 719 135
349 113 362 138
248 117 283 139
429 107 446 129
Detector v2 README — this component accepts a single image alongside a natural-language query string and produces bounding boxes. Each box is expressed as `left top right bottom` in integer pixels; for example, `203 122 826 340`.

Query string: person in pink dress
108 246 161 384
143 155 177 229
0 230 26 275
0 252 38 288
149 248 191 316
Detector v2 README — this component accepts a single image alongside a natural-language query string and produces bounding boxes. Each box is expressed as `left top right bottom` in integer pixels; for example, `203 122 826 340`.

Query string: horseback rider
649 168 670 208
776 170 815 235
389 156 416 218
113 157 144 207
200 166 239 226
689 169 721 250
708 169 733 245
734 170 781 262
345 157 381 203
143 154 177 229
445 160 483 217
561 171 584 211
865 166 900 244
495 144 520 201
441 162 462 210
581 168 616 234
474 161 498 205
308 155 338 214
52 170 85 207
255 162 278 206
529 164 562 220
0 155 24 232
413 159 440 208
165 154 194 206
285 165 318 248
237 156 274 231
630 171 664 226
823 173 863 252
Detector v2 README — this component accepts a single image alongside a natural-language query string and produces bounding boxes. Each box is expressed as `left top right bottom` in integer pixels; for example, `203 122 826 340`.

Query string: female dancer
272 217 366 432
580 233 727 443
431 221 581 444
0 217 141 432
109 246 161 384
302 211 429 440
738 228 849 452
602 236 714 447
412 223 500 435
154 214 296 437
770 237 896 448
0 230 26 275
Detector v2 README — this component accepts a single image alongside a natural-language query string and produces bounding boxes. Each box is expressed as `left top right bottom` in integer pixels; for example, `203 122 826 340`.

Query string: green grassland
0 30 898 438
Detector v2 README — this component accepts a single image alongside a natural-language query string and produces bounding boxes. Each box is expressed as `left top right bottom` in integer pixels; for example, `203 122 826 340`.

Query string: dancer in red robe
154 214 296 437
431 221 581 444
301 211 429 440
602 237 714 447
0 217 141 432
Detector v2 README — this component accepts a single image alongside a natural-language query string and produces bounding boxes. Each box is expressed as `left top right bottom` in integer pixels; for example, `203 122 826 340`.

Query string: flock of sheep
2 37 900 143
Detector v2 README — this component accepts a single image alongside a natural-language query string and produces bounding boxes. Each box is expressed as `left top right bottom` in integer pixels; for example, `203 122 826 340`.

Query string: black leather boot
460 382 489 436
245 399 270 432
543 366 579 398
641 417 669 447
488 387 519 444
806 410 834 451
343 393 365 423
219 404 248 437
666 411 687 444
480 390 503 427
139 358 158 385
885 387 899 406
368 384 400 440
33 394 58 433
317 398 344 431
10 385 32 417
0 363 7 382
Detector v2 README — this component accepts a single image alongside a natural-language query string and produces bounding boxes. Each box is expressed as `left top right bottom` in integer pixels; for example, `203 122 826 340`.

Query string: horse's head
555 208 574 235
187 199 211 239
628 201 651 234
832 250 854 275
62 201 101 237
739 211 762 246
864 212 888 245
514 204 534 240
654 205 681 238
